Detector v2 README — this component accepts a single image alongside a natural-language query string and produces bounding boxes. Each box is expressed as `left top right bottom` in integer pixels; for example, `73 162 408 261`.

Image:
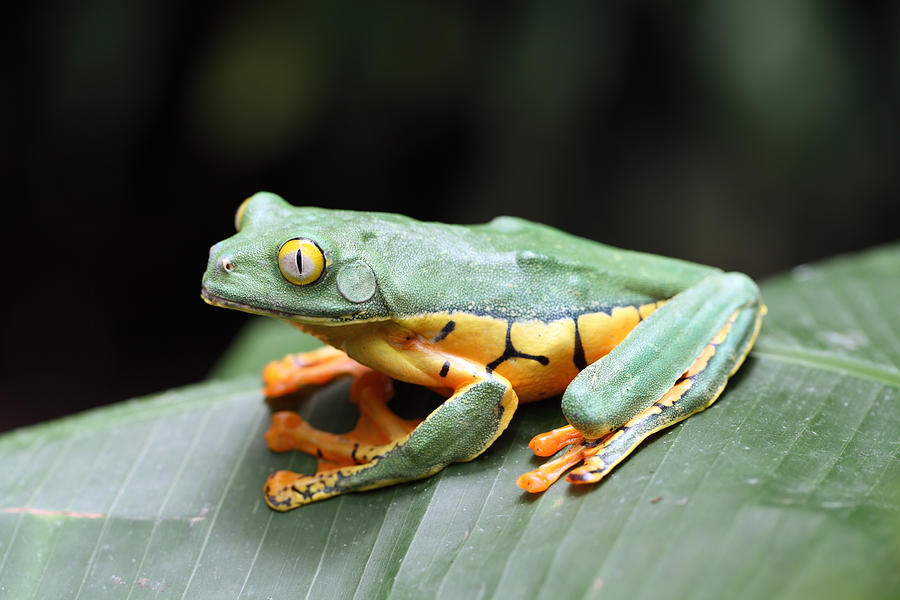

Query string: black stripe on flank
439 361 450 377
573 318 588 370
486 321 550 373
433 320 456 343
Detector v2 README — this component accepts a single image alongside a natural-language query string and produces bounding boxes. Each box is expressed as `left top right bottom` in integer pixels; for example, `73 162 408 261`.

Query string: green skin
202 192 763 506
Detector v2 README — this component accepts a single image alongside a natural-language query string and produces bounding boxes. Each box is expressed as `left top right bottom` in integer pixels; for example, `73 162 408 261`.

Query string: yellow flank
400 312 508 360
506 319 578 401
577 302 662 365
393 302 670 403
639 300 666 319
577 306 638 365
302 302 673 406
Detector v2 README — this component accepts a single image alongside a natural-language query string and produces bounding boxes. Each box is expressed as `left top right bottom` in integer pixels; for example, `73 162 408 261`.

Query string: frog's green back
336 212 717 321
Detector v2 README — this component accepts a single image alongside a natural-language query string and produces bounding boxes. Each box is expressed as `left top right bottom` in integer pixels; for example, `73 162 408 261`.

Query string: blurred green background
2 0 898 430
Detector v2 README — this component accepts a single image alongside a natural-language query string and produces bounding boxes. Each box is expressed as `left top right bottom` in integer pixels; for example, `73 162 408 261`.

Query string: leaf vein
753 344 900 388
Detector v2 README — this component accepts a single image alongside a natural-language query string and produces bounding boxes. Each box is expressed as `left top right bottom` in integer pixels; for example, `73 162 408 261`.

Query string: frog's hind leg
265 370 421 468
519 273 765 492
567 301 763 484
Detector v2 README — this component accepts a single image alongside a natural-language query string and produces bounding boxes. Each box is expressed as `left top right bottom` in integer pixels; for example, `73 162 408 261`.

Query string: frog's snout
201 244 239 309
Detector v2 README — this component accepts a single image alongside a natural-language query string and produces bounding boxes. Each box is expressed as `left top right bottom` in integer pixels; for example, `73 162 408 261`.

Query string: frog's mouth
200 286 378 325
200 286 302 320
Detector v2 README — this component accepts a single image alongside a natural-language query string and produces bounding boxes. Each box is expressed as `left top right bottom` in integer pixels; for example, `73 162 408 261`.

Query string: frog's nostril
219 256 235 272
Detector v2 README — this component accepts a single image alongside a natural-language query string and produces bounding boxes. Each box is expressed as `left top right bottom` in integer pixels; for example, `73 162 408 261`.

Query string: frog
201 192 765 511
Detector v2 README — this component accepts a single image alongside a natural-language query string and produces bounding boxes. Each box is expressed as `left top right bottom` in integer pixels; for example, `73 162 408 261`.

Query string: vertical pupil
294 250 304 276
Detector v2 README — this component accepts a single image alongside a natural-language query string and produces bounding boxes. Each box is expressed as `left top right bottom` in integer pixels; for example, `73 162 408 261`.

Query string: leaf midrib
753 342 900 388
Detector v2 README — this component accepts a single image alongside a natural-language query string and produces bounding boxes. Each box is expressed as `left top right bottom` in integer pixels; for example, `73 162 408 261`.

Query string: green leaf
2 245 899 599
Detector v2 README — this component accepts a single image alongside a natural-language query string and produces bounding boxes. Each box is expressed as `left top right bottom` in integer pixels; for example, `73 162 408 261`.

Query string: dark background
3 1 898 431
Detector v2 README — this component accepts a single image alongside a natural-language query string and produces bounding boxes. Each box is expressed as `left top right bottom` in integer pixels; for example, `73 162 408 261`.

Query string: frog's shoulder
479 214 617 251
481 215 590 242
484 215 543 232
473 215 611 264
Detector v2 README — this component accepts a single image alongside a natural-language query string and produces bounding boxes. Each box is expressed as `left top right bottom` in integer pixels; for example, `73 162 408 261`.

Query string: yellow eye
278 238 325 285
234 197 251 231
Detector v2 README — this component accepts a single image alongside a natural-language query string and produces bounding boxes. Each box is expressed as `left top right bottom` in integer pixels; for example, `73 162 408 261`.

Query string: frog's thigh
568 300 763 483
562 272 760 438
265 373 518 510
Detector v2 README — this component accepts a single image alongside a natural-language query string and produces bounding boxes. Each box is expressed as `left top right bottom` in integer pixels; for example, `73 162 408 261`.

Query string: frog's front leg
265 369 421 464
519 272 764 492
264 344 518 510
262 345 369 398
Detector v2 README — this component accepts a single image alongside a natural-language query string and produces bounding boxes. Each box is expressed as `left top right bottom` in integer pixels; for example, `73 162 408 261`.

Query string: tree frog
201 192 765 511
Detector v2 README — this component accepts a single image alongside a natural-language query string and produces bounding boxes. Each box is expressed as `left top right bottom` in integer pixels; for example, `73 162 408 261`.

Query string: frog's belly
401 302 665 403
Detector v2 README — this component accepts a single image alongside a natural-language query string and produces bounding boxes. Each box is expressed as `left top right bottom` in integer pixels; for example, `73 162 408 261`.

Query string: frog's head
201 192 389 324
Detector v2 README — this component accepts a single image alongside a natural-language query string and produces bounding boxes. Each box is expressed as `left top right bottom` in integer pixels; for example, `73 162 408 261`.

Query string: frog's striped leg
518 272 764 492
265 365 518 510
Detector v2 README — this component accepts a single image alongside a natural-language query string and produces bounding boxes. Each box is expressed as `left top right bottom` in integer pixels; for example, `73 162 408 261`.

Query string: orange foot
516 425 611 492
265 367 421 472
262 345 372 398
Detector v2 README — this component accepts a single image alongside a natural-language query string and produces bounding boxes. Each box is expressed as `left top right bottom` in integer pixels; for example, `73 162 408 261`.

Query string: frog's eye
234 197 251 231
278 238 325 285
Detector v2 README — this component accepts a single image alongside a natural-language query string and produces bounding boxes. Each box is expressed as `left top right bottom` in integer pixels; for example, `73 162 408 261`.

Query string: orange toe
528 425 584 457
